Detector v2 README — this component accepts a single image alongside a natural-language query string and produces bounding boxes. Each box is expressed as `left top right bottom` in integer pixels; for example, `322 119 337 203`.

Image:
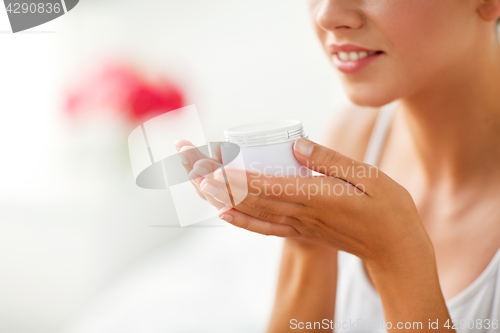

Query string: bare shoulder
319 104 380 161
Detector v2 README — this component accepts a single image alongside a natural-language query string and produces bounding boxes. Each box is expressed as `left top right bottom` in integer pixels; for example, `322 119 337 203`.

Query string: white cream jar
222 119 309 177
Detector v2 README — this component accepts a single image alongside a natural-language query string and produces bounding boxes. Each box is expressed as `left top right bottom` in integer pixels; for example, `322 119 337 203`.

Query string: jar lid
224 119 306 147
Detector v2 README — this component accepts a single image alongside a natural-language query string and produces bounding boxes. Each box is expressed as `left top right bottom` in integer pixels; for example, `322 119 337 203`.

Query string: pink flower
128 80 184 123
65 62 185 124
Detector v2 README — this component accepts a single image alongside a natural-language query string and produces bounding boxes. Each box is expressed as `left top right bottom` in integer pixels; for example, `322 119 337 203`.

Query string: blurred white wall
0 0 348 332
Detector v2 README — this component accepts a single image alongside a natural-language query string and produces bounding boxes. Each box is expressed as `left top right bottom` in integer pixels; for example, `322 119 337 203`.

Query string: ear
478 0 500 21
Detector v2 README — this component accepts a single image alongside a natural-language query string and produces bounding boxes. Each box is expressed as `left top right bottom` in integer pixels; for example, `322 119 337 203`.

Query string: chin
343 82 401 107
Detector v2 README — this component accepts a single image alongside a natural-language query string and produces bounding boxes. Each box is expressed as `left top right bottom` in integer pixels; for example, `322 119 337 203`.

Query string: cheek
378 0 467 74
357 0 471 101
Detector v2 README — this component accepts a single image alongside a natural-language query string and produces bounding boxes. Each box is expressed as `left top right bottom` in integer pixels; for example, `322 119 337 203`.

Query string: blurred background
0 0 348 332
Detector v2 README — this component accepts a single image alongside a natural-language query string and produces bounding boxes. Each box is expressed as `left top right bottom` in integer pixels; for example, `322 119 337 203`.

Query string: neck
397 34 500 190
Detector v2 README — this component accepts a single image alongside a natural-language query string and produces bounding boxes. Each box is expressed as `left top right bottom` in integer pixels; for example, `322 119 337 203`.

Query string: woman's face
309 0 484 106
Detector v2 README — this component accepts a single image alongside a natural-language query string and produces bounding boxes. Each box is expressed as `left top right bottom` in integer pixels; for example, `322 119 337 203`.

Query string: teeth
338 52 349 61
337 51 378 62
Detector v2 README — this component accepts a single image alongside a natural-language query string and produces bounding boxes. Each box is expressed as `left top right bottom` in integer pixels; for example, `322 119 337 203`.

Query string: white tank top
334 102 500 333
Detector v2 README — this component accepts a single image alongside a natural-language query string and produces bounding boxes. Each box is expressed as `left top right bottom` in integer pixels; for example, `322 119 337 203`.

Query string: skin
175 0 500 331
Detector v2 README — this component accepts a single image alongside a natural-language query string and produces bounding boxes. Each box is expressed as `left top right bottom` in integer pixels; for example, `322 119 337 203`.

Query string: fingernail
218 206 232 215
213 168 224 181
200 179 219 196
294 139 314 157
179 155 188 164
192 161 212 177
179 146 193 164
174 139 184 151
188 170 204 185
220 214 233 223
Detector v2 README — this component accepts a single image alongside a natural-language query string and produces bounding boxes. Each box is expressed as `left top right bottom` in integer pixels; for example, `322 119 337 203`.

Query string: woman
175 0 500 332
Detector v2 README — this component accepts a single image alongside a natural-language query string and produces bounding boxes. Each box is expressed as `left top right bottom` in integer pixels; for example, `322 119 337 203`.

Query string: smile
336 51 381 62
328 44 384 74
331 50 384 74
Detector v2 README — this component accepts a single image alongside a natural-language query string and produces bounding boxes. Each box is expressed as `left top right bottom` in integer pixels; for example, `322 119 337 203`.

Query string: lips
328 44 385 74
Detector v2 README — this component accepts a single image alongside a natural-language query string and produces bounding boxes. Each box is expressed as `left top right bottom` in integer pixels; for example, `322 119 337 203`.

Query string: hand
176 139 451 330
174 139 228 210
191 138 432 267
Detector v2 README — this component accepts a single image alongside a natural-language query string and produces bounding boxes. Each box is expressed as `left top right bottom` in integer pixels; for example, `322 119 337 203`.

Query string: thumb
293 138 377 188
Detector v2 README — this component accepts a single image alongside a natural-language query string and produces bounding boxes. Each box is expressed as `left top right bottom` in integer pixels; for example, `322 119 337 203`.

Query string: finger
203 190 228 210
195 166 250 205
176 139 222 162
199 177 234 207
195 162 234 207
198 166 255 207
293 139 377 194
200 172 305 220
205 167 351 205
204 167 297 203
188 179 227 210
175 139 215 171
175 141 230 210
232 200 303 226
190 179 208 200
200 168 299 204
218 207 300 238
174 144 226 208
176 140 225 182
189 158 223 186
199 168 363 216
178 146 203 172
189 160 229 209
176 139 222 164
174 139 197 152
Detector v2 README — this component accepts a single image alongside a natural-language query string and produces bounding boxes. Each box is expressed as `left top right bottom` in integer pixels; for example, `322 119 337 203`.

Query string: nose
315 0 364 32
